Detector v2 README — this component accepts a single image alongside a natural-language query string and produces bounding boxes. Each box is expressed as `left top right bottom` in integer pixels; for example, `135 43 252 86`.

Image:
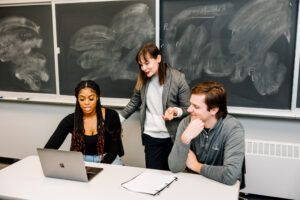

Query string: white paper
122 171 177 195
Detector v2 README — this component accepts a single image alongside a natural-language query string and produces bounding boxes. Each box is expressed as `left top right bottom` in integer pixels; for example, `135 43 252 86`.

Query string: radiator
241 139 300 200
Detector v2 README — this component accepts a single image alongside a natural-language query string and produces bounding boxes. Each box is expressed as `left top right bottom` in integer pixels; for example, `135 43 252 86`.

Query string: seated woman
44 80 124 165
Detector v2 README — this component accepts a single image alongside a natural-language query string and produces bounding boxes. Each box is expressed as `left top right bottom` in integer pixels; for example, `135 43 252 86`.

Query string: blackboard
297 63 300 108
1 0 300 118
160 0 298 109
0 4 56 94
56 0 155 98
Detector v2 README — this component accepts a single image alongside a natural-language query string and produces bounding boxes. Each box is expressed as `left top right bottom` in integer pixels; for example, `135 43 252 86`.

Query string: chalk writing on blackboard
69 3 154 81
163 0 293 96
0 16 49 91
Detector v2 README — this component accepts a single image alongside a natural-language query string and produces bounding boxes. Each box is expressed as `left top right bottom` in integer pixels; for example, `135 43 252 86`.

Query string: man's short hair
191 81 228 119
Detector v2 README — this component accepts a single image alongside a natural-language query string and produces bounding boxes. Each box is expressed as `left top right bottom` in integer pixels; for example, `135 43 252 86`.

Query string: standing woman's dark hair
135 43 168 90
71 80 105 158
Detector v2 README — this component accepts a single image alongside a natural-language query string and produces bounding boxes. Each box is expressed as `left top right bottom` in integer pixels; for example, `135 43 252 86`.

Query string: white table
0 156 240 200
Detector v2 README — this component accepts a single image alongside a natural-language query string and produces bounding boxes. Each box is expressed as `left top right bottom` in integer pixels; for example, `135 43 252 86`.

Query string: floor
0 160 292 200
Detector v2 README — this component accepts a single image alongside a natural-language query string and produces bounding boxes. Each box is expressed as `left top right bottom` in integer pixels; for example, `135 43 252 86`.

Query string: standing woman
120 43 190 170
45 80 124 165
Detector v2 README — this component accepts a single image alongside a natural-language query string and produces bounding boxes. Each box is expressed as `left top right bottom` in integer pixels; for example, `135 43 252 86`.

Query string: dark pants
142 134 173 170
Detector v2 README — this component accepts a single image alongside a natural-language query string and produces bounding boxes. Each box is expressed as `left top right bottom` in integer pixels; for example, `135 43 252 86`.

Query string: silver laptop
37 148 103 182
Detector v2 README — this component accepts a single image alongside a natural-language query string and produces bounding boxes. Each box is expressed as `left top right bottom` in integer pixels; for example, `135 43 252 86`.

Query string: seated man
168 81 245 185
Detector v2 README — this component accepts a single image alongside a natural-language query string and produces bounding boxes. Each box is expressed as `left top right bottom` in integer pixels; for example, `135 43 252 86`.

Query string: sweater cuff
118 113 125 123
174 107 183 118
199 164 208 176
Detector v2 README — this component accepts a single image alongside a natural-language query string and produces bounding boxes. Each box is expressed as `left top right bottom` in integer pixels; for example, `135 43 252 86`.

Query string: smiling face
138 54 161 78
78 88 98 115
187 94 219 128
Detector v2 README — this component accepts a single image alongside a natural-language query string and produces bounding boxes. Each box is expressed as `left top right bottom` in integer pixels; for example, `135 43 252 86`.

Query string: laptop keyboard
85 166 103 180
85 166 98 174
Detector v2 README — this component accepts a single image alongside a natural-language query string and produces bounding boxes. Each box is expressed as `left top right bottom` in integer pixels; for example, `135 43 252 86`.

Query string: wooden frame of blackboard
1 0 300 119
0 0 50 4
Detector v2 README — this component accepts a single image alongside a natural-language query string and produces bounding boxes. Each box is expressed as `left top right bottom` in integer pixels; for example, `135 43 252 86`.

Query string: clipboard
121 170 178 196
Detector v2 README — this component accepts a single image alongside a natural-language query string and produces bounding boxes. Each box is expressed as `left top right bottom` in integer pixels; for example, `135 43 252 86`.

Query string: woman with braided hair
45 80 123 164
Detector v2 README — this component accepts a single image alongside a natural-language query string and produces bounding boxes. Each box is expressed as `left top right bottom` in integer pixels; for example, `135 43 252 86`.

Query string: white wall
1 101 300 198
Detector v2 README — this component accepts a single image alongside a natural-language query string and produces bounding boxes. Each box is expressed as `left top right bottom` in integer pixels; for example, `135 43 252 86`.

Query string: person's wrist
194 162 202 174
181 133 191 144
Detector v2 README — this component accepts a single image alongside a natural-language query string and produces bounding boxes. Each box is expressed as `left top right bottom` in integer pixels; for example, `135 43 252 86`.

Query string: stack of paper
121 171 177 196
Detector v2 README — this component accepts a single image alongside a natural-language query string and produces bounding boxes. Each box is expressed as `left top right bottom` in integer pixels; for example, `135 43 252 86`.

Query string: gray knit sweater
168 115 245 185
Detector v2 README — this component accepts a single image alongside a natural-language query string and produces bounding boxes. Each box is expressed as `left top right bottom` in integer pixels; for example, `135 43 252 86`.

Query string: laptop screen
37 148 102 182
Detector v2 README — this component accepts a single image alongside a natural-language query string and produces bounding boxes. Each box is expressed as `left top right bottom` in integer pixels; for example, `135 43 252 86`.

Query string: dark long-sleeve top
45 108 124 164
